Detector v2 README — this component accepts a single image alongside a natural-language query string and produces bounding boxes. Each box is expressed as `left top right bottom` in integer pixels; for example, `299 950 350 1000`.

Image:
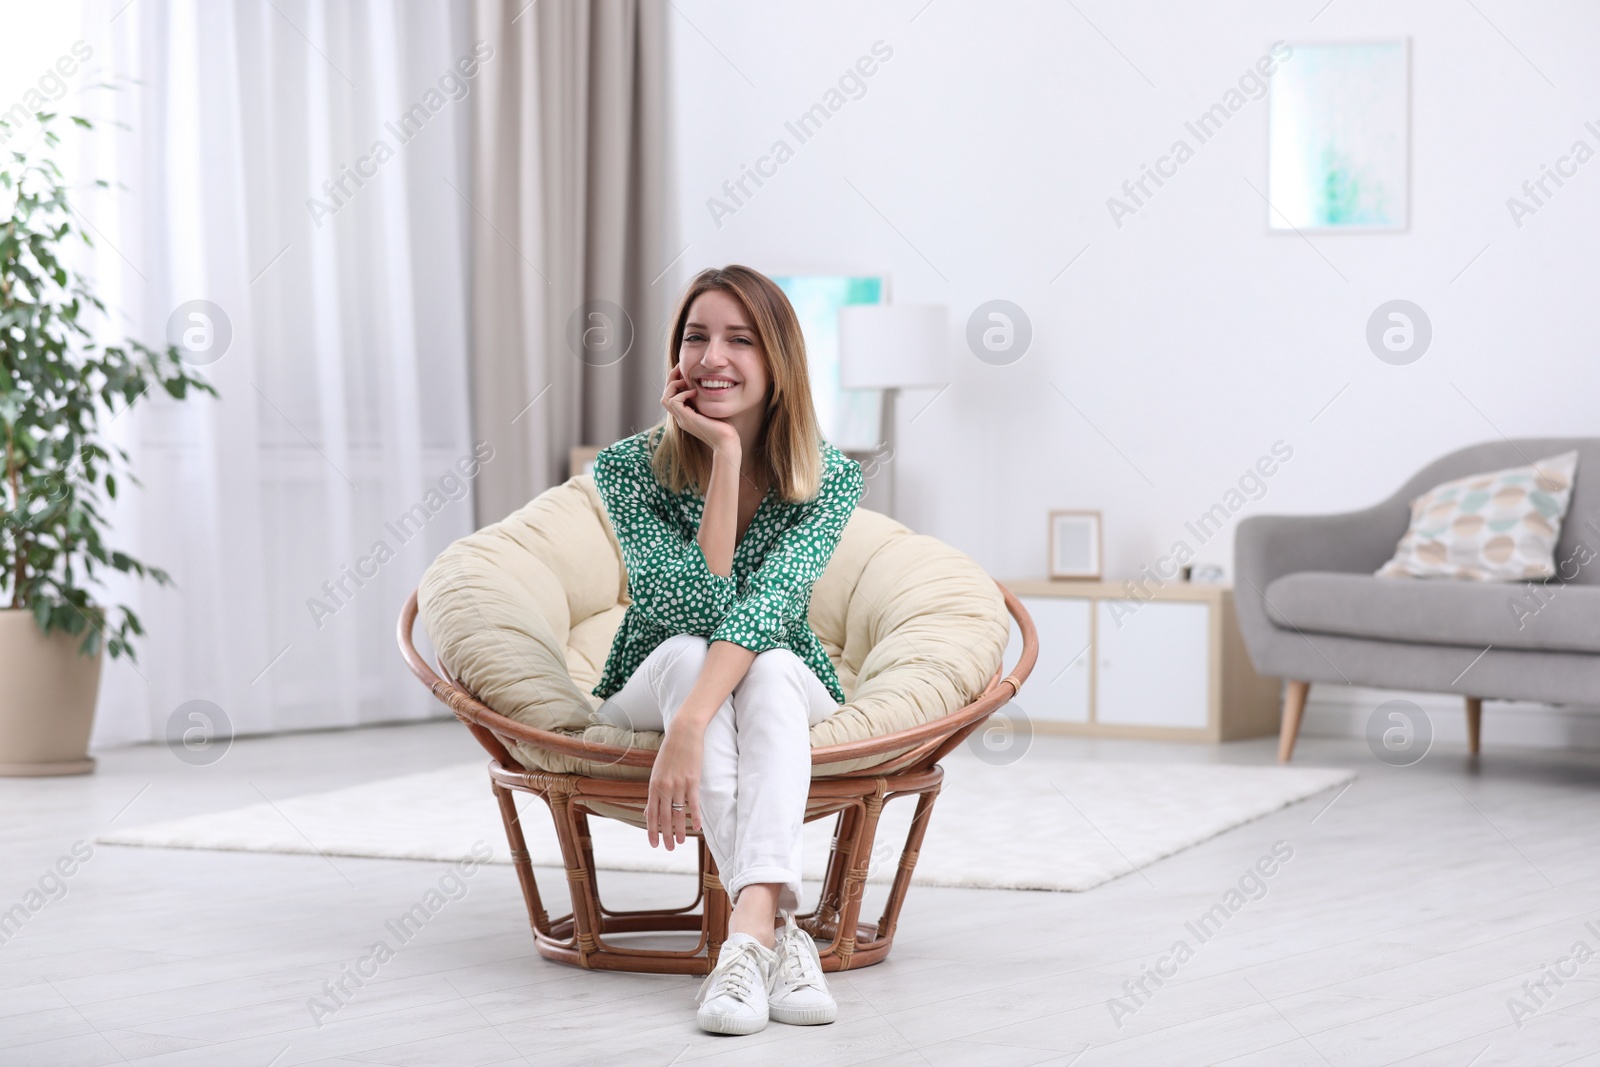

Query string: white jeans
595 633 839 912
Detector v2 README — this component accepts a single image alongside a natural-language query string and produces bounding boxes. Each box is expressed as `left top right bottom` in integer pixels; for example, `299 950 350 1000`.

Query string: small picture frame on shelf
1048 510 1102 581
569 446 601 480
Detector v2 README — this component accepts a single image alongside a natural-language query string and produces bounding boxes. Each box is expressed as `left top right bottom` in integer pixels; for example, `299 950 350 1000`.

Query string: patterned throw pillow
1377 450 1579 581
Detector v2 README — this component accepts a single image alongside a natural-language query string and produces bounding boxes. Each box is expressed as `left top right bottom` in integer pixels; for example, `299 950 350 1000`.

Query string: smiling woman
647 267 830 503
588 264 863 1035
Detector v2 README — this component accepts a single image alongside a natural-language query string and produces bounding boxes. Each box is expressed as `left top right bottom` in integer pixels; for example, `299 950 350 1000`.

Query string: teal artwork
771 275 885 451
1268 42 1408 230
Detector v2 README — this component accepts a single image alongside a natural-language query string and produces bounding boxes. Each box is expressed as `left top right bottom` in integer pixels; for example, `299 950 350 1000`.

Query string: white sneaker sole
768 1002 837 1026
696 1006 769 1035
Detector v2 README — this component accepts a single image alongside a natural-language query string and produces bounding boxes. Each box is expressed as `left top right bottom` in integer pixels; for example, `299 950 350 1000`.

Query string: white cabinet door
1006 596 1091 723
1094 600 1210 729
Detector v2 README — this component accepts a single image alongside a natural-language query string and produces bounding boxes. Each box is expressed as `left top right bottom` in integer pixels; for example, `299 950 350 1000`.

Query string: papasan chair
398 472 1037 975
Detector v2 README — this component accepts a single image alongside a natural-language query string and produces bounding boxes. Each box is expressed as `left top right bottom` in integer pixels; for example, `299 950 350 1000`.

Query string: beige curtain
468 0 673 525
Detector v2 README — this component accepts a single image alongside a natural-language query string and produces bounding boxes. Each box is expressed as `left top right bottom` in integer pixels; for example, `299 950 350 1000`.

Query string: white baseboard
1301 685 1600 751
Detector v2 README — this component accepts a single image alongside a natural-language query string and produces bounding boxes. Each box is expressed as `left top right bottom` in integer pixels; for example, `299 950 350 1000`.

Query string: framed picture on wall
1267 40 1410 232
771 273 887 451
1048 510 1102 581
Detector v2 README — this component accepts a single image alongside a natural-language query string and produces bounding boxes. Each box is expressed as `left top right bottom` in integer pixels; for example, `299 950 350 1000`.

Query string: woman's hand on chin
646 719 705 850
663 363 740 458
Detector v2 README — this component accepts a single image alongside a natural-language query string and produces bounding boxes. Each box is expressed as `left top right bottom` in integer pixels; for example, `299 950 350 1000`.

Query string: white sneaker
696 933 776 1035
767 913 837 1025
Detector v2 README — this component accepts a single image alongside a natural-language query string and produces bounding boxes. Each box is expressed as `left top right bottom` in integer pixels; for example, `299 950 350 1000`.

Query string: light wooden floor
5 721 1600 1066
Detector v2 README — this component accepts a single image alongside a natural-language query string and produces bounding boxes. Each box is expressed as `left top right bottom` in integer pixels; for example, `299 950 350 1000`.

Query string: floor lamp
837 304 949 522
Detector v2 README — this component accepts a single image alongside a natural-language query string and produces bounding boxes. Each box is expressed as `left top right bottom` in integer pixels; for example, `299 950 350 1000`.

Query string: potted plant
1 109 215 775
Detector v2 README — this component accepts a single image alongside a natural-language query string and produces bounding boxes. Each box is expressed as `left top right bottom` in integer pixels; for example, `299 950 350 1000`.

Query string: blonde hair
648 265 824 503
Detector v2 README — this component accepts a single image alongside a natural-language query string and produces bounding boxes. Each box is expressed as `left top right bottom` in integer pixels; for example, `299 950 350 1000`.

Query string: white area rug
98 759 1352 892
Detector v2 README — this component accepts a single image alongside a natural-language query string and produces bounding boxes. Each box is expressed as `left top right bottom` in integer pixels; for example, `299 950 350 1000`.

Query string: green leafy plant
0 109 216 660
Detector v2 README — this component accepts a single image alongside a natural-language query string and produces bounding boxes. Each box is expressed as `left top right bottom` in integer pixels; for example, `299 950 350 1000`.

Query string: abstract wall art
771 274 886 451
1268 41 1410 231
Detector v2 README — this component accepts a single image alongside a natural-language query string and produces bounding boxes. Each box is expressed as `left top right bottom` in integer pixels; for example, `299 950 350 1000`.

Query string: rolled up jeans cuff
724 864 803 914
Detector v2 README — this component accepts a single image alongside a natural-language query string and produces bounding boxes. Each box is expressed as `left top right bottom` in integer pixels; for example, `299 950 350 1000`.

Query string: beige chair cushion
418 475 1009 780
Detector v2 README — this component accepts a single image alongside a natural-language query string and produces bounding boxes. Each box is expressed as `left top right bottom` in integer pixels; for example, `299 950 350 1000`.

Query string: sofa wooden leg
1465 697 1482 754
1278 681 1310 763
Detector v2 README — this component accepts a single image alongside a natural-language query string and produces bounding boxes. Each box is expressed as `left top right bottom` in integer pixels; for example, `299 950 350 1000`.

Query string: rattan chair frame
398 581 1036 974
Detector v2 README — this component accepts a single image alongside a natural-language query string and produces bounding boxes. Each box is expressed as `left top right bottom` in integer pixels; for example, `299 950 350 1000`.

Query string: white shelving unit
1000 580 1281 742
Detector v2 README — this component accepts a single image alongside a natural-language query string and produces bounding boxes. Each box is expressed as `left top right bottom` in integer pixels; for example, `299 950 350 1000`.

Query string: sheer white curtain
77 0 478 746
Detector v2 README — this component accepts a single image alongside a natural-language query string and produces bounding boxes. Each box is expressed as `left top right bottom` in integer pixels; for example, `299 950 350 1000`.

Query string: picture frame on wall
770 273 888 451
1266 39 1411 232
1048 510 1102 581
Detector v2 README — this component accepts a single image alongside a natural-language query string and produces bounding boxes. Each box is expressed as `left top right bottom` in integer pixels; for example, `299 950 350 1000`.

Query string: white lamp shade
837 304 949 390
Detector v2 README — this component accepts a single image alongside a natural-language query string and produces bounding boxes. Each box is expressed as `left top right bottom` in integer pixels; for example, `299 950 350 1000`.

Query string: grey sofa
1235 438 1600 761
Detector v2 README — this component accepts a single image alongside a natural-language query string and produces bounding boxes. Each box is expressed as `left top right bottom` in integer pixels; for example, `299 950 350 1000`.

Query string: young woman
588 265 865 1035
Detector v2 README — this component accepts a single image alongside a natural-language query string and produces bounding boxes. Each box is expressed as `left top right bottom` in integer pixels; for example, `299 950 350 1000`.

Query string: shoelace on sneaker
696 939 769 1006
775 923 825 992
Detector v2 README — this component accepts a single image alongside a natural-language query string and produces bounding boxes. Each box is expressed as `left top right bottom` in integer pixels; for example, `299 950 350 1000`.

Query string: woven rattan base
398 583 1036 978
485 761 943 974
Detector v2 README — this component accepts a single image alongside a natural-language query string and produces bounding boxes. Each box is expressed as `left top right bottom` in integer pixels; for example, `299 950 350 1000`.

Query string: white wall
665 0 1600 576
664 0 1600 744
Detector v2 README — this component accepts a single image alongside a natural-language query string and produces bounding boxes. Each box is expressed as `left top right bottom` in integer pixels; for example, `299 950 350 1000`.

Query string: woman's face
677 288 770 423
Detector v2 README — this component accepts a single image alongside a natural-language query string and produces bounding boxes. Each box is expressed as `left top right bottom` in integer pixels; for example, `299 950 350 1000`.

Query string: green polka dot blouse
589 427 864 705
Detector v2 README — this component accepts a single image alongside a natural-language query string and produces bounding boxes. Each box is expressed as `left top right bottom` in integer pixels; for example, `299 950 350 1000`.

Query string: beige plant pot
0 609 105 776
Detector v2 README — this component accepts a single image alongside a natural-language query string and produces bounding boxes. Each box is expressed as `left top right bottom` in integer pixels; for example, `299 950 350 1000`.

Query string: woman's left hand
646 720 704 850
